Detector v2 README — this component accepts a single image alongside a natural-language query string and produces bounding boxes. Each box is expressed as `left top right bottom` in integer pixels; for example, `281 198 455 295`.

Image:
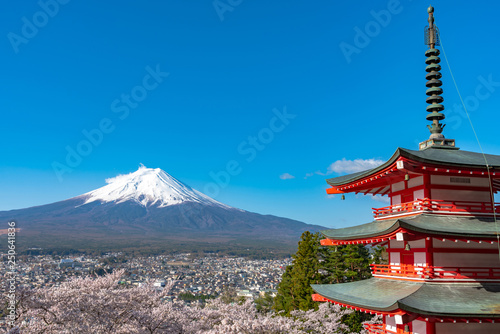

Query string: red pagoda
311 6 500 334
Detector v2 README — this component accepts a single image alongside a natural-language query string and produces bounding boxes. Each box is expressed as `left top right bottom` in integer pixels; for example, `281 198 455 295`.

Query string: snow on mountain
81 165 231 209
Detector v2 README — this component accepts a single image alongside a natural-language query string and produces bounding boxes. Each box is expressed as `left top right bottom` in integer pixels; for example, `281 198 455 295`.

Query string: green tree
273 231 323 314
320 245 346 284
342 244 371 281
273 265 294 313
274 232 375 333
322 245 371 284
372 245 388 264
322 244 373 333
342 309 371 333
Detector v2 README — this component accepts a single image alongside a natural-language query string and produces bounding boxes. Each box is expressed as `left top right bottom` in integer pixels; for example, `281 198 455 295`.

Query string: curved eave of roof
321 214 500 241
326 148 402 187
399 283 500 318
312 278 421 312
326 147 500 187
312 279 500 318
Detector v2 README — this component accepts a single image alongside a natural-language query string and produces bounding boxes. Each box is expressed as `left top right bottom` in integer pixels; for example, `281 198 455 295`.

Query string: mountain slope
0 166 325 253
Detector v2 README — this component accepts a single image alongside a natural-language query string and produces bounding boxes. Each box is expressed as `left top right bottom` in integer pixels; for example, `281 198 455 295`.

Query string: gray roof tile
321 214 500 240
312 278 500 317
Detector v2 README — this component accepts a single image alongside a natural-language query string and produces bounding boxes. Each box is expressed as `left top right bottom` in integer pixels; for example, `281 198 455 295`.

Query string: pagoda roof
321 214 500 241
312 278 500 317
312 278 421 312
327 147 500 187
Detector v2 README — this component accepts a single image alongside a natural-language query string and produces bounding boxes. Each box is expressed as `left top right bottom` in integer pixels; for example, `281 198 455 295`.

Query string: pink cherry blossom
6 270 378 333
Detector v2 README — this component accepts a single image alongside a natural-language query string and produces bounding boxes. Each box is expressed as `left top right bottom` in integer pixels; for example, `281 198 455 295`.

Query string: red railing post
427 266 434 279
371 264 500 281
364 323 393 334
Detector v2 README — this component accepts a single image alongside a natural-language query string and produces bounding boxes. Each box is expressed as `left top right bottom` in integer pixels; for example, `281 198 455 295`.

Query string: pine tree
323 244 371 284
273 265 294 313
290 231 322 311
273 231 323 314
274 232 375 332
372 245 388 264
321 245 346 284
342 244 371 282
322 244 373 333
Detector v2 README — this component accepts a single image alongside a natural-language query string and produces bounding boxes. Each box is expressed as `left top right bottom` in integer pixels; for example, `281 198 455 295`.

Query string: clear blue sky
1 1 500 228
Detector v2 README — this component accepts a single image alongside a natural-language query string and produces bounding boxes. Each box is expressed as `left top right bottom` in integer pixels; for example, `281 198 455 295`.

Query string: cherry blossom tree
6 270 378 333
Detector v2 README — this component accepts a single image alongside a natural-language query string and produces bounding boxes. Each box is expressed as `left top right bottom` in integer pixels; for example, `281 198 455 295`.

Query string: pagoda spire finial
419 5 457 150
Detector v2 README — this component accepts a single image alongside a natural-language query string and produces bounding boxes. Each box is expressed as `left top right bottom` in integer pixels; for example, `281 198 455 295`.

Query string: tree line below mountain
13 241 295 260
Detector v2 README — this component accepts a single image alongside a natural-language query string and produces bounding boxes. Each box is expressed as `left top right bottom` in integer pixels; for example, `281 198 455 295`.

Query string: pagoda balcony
370 264 500 281
372 198 500 220
364 324 396 334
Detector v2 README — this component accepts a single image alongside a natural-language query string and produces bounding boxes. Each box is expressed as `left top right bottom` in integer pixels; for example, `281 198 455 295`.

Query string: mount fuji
81 165 231 209
0 166 324 254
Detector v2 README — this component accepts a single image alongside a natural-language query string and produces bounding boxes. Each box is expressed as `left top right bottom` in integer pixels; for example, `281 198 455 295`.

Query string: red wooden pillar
423 174 431 199
425 237 434 268
426 321 436 334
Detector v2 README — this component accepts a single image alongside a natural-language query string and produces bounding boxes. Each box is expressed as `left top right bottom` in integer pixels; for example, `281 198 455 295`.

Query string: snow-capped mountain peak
82 165 230 208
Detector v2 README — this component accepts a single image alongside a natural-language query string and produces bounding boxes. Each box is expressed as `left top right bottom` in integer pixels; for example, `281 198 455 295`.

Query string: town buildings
0 253 285 299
